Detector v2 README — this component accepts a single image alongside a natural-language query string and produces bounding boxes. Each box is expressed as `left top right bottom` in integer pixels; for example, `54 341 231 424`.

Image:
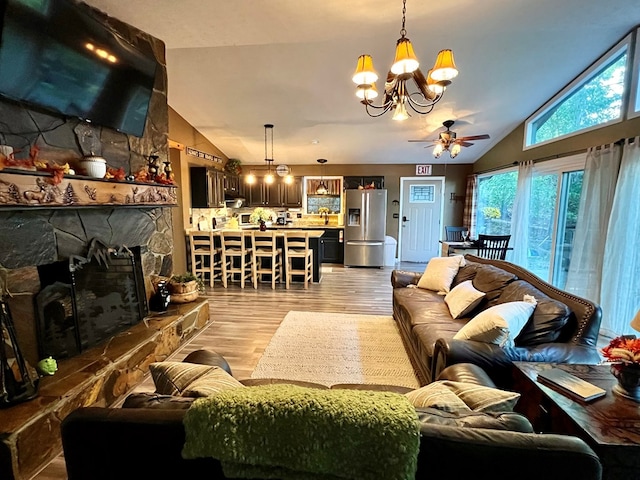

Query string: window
628 29 640 119
475 155 585 288
476 170 517 235
410 184 435 203
525 33 632 148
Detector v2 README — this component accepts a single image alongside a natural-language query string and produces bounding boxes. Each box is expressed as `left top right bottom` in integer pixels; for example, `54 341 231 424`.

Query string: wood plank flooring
32 262 425 480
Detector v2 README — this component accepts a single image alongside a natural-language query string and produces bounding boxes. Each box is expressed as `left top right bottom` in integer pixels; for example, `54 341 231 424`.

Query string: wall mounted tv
0 0 159 137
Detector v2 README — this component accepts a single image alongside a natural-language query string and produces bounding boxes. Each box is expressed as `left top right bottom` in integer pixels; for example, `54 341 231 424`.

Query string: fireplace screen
35 243 148 360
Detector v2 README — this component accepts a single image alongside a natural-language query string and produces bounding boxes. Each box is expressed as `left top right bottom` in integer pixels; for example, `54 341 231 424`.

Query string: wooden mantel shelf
0 169 178 209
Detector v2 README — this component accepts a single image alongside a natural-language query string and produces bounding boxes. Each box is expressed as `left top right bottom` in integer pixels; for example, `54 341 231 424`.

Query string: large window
476 155 585 288
525 33 633 148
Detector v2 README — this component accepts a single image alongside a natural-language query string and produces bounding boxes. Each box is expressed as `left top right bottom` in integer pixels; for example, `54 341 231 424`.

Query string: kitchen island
186 227 328 284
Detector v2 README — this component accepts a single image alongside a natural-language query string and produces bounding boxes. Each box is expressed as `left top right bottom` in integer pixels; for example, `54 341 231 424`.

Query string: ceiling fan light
392 101 409 121
450 143 461 158
356 82 378 100
431 49 458 81
353 54 379 85
433 143 444 158
391 38 419 75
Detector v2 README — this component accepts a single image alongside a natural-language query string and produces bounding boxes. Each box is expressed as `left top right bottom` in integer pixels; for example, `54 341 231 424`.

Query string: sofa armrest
61 407 223 480
433 338 513 387
416 423 601 480
391 269 422 288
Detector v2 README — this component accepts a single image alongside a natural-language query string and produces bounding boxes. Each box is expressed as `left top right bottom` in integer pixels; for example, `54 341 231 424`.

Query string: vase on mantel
611 363 640 402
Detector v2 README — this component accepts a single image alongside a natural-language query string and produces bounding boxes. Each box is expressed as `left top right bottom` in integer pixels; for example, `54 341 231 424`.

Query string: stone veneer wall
0 0 173 345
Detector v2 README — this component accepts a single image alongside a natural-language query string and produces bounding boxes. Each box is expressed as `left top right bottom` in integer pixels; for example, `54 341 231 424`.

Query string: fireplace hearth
35 240 148 360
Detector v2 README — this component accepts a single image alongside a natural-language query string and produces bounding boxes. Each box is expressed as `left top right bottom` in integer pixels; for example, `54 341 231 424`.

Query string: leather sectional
392 254 602 387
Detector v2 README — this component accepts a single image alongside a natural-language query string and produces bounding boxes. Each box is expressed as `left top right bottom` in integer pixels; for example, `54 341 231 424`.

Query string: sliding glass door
476 155 585 288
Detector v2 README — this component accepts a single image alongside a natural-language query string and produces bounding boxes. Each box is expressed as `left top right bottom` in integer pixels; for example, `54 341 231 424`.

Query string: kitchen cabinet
320 229 344 264
224 173 241 197
343 176 385 190
281 176 303 207
190 167 224 207
247 181 280 206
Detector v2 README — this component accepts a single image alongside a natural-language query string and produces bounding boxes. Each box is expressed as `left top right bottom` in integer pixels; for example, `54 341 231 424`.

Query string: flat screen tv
0 0 158 137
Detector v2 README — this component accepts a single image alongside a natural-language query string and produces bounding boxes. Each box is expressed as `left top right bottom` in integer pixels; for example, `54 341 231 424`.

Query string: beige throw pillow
405 382 472 413
149 362 244 397
441 381 521 413
417 255 466 294
444 280 486 319
453 296 537 347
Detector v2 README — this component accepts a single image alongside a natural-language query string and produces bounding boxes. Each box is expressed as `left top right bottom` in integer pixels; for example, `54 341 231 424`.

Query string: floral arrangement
318 207 330 215
249 207 276 224
601 335 640 364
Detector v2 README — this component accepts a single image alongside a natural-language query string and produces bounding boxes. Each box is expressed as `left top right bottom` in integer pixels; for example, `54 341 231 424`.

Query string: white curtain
509 160 533 267
565 144 621 303
600 137 640 337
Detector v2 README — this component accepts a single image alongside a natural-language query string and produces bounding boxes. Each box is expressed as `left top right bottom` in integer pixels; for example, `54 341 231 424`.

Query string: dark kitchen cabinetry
190 167 224 207
320 229 344 264
343 176 385 190
281 176 303 207
247 181 280 206
224 173 241 197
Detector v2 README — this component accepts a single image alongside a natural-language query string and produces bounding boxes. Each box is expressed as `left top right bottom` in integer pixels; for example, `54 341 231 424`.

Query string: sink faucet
322 211 329 225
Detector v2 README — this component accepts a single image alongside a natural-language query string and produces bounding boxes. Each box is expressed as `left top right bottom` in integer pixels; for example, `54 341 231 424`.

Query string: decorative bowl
80 156 107 178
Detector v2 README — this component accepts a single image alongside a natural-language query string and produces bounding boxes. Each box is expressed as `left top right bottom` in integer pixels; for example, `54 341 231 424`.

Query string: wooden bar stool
220 230 254 288
283 231 313 289
251 230 283 289
188 231 222 287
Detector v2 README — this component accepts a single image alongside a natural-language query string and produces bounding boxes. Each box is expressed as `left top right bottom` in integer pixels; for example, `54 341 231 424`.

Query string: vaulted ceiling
84 0 640 166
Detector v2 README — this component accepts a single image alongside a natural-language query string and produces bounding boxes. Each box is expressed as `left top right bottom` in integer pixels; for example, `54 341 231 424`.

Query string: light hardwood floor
32 261 425 480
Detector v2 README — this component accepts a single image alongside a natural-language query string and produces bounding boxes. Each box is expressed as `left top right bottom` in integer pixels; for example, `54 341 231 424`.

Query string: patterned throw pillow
440 381 521 413
405 382 472 413
149 362 244 397
417 255 466 294
444 280 486 319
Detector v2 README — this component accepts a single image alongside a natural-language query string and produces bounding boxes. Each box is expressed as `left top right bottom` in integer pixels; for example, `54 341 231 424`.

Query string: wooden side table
512 362 640 480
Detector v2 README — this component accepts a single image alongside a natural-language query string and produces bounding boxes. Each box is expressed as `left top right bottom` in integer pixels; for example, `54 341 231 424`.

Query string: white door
398 177 444 262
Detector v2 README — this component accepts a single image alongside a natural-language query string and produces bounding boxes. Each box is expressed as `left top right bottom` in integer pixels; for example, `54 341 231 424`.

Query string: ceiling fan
408 120 490 158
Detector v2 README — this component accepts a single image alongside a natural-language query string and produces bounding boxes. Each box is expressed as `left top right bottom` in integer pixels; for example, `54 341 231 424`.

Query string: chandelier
315 158 328 194
263 123 275 184
352 0 458 121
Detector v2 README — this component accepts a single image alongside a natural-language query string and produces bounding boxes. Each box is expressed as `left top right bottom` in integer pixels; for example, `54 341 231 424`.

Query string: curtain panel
462 175 478 238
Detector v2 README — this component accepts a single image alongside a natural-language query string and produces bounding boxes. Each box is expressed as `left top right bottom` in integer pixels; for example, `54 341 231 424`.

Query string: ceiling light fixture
316 158 328 195
263 123 275 184
352 0 458 121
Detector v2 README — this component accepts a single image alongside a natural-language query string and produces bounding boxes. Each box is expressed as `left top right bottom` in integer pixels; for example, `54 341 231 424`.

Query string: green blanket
182 384 420 480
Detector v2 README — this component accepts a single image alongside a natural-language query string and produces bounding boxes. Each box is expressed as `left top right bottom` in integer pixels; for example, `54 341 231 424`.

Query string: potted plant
168 272 204 303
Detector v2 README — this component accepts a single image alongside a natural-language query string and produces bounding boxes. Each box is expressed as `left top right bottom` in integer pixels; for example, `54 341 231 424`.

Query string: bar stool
251 230 283 289
188 230 222 287
283 230 313 289
220 230 254 288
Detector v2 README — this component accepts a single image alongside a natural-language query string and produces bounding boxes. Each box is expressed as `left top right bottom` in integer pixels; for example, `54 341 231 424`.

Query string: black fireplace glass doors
35 247 148 360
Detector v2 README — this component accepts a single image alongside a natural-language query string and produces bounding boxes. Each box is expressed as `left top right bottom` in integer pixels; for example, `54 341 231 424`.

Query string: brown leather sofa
392 255 602 387
61 359 602 480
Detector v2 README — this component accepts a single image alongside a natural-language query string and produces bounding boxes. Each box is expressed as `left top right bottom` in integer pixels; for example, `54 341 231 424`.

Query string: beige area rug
250 311 420 389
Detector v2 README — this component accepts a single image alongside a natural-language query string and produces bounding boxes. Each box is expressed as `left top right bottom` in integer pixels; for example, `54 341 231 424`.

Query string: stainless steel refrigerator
344 189 387 267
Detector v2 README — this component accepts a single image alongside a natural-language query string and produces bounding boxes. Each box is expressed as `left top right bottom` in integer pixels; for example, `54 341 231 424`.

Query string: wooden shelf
0 169 178 209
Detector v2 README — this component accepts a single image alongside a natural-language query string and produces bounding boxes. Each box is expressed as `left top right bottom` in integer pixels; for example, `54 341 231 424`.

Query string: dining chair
476 234 511 260
219 230 254 288
188 231 223 287
283 231 313 289
251 230 283 289
445 226 469 242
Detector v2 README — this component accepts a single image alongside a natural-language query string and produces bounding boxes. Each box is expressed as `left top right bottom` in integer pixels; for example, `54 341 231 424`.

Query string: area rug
250 311 420 389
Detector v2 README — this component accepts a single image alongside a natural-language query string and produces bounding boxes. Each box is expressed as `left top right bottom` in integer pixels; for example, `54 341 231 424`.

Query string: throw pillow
444 280 486 319
405 382 472 413
149 362 244 397
417 255 466 294
440 381 521 413
452 295 537 347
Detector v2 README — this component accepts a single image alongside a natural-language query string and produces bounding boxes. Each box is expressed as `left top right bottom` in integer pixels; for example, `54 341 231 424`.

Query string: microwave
238 213 252 225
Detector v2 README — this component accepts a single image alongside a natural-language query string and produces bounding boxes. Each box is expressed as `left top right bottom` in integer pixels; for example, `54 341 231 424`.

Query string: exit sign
416 165 432 176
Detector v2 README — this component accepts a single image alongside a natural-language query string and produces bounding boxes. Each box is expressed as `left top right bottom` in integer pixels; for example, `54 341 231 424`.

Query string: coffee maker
276 211 287 225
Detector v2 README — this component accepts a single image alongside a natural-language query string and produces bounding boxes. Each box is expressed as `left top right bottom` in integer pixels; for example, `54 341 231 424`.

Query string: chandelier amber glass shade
356 82 378 100
431 49 458 81
391 38 419 75
352 54 378 85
